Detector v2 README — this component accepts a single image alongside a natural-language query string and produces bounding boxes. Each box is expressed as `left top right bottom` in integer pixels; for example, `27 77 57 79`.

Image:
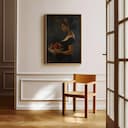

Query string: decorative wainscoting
16 73 106 110
0 0 16 96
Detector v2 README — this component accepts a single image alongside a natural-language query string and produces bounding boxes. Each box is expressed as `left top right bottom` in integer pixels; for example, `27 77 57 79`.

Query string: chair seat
64 91 96 98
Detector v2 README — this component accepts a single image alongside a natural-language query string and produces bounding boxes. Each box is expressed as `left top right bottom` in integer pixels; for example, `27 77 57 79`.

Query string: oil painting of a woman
45 15 81 63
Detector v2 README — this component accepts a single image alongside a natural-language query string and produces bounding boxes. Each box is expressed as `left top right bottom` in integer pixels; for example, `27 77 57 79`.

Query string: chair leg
73 97 76 112
93 83 96 113
85 85 88 118
93 96 96 113
73 82 76 112
62 95 66 115
62 83 66 115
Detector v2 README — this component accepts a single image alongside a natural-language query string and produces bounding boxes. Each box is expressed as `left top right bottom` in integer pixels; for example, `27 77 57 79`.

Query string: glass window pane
108 64 114 90
107 64 110 89
118 97 124 128
107 91 110 115
119 62 124 96
107 34 114 61
119 0 124 21
125 21 128 58
125 101 128 128
125 62 128 99
107 5 110 32
107 36 110 61
119 23 124 58
107 65 109 89
125 0 128 18
109 0 114 31
109 34 114 61
110 92 114 120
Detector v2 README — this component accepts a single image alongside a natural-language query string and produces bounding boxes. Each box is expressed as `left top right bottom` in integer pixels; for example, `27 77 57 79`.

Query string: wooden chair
62 74 96 118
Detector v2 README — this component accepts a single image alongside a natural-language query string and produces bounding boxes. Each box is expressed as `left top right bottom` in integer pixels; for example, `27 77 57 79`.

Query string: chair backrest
73 74 96 83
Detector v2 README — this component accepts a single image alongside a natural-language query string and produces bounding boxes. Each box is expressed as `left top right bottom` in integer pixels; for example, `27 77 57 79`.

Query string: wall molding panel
3 71 14 90
2 0 6 62
20 78 67 101
16 73 106 110
2 0 15 63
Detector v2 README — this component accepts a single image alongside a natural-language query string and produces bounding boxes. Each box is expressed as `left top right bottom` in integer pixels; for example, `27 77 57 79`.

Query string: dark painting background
46 15 81 63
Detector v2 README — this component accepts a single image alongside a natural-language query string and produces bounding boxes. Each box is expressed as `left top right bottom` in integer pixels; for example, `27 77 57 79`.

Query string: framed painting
44 14 81 63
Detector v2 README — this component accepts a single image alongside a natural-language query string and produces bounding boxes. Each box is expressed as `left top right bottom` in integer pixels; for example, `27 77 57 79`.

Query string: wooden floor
0 110 106 128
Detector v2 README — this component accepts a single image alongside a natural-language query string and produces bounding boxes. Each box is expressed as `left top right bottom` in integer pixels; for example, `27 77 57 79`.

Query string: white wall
16 0 106 110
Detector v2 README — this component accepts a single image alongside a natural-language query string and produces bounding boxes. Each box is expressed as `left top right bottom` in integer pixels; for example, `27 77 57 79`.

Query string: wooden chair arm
86 81 96 85
63 80 96 85
63 80 76 85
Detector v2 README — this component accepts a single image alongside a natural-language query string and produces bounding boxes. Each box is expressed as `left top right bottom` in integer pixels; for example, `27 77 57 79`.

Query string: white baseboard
16 100 106 110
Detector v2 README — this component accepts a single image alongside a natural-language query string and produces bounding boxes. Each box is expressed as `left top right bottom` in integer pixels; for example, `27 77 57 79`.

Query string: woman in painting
48 18 75 62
